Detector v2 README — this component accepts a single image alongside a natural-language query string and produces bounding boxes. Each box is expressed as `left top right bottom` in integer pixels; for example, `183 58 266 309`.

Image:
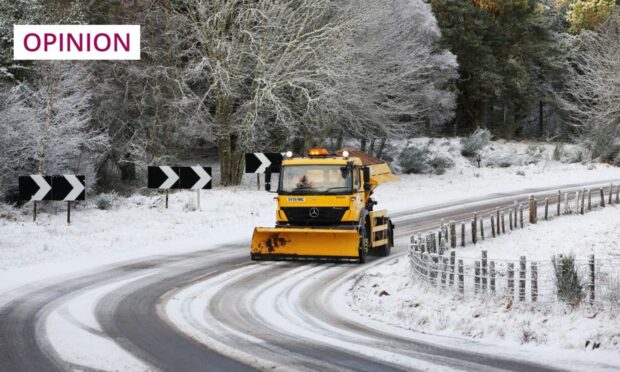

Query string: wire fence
407 183 620 304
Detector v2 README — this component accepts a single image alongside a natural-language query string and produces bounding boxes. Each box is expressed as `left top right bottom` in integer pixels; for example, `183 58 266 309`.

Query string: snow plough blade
251 227 360 260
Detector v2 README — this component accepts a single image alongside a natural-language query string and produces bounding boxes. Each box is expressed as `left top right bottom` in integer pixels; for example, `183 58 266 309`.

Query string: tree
0 62 107 198
173 0 457 185
566 0 616 32
564 9 620 163
431 0 566 138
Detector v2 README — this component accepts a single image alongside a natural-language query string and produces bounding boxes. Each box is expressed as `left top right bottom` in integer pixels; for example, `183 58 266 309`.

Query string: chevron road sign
19 174 85 223
148 166 212 190
19 175 85 201
244 153 283 174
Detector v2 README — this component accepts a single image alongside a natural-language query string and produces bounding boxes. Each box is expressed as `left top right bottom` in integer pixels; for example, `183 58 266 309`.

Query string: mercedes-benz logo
309 208 320 218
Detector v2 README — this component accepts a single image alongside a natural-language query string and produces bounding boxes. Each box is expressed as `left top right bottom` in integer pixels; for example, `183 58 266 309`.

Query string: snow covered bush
552 255 583 305
95 192 118 210
561 146 587 164
482 150 516 168
399 145 454 175
461 128 491 157
399 146 431 174
429 154 454 175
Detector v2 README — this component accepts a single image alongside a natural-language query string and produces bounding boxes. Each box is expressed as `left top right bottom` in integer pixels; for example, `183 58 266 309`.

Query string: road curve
1 179 619 371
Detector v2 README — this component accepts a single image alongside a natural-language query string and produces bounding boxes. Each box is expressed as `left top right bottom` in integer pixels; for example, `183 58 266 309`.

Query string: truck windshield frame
278 164 353 195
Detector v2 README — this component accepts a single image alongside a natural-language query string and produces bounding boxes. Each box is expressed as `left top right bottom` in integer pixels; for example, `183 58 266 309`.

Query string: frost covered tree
0 62 107 198
565 9 620 164
172 0 456 185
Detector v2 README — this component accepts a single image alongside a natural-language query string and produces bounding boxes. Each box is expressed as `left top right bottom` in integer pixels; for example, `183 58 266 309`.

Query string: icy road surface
1 179 620 371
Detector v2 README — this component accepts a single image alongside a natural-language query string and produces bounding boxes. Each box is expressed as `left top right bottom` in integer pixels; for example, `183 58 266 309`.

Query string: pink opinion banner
13 25 141 60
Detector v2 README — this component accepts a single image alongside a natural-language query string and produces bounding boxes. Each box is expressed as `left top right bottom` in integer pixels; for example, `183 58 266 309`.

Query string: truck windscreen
279 165 352 195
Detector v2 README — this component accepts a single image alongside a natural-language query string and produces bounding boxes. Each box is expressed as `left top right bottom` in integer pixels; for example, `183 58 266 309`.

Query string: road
1 179 619 372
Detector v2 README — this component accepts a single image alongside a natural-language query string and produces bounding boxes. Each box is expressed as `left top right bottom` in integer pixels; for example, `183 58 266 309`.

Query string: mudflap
251 227 361 260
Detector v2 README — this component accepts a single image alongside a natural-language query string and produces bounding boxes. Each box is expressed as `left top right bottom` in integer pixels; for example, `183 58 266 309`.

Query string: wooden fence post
502 212 506 234
519 256 526 302
519 206 524 228
581 188 586 214
489 261 496 294
513 202 518 226
600 188 605 208
616 184 620 204
564 192 569 214
529 196 536 224
461 222 466 247
509 208 514 230
480 219 484 240
609 184 613 205
474 260 481 294
458 259 464 295
588 189 592 211
481 250 488 293
450 221 457 248
449 250 456 286
544 198 549 221
557 190 561 216
490 215 496 237
531 261 538 302
496 207 500 234
471 220 477 245
589 254 595 303
507 263 515 299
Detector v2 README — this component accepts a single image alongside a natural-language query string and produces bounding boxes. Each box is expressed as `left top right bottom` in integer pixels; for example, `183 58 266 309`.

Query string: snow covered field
345 205 620 358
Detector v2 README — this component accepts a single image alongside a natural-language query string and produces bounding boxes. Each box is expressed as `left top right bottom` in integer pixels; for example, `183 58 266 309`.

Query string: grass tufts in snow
552 254 583 306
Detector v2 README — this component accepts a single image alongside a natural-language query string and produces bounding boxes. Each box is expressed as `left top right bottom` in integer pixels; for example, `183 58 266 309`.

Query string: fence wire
407 185 620 304
408 246 620 303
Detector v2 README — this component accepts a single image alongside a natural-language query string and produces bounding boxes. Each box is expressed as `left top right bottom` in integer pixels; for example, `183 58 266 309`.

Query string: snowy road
1 179 619 372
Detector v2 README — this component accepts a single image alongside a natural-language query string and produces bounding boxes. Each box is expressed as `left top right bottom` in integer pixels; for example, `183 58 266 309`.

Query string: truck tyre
358 224 369 264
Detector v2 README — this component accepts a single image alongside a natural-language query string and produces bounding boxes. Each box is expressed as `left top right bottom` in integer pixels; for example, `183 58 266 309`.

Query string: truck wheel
358 224 369 264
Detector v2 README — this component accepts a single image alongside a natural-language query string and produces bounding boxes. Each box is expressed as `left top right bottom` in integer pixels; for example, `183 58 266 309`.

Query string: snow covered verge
375 137 620 213
345 207 620 358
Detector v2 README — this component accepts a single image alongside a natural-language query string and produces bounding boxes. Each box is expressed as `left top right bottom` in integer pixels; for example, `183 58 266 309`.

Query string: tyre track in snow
1 178 619 371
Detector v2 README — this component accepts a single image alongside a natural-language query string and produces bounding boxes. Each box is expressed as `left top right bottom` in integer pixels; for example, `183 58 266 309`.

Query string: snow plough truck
251 148 398 263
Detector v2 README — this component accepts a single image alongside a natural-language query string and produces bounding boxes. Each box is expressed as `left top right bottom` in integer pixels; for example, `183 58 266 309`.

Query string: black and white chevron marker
19 175 85 201
148 166 212 190
52 175 86 201
245 153 283 173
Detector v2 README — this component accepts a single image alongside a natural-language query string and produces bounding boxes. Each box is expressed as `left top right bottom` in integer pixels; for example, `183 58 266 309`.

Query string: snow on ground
375 138 620 213
345 205 620 357
0 138 618 293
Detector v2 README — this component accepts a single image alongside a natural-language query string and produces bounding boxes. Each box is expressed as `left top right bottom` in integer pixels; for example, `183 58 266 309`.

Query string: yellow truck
251 148 398 263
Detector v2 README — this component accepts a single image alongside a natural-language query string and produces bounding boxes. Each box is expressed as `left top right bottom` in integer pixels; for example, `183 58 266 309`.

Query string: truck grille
281 207 348 226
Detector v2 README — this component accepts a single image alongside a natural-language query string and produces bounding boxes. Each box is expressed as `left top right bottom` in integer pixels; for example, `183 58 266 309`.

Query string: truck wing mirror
364 183 372 191
363 166 371 183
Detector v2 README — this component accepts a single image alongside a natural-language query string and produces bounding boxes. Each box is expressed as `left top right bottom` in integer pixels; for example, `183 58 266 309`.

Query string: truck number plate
287 197 305 202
